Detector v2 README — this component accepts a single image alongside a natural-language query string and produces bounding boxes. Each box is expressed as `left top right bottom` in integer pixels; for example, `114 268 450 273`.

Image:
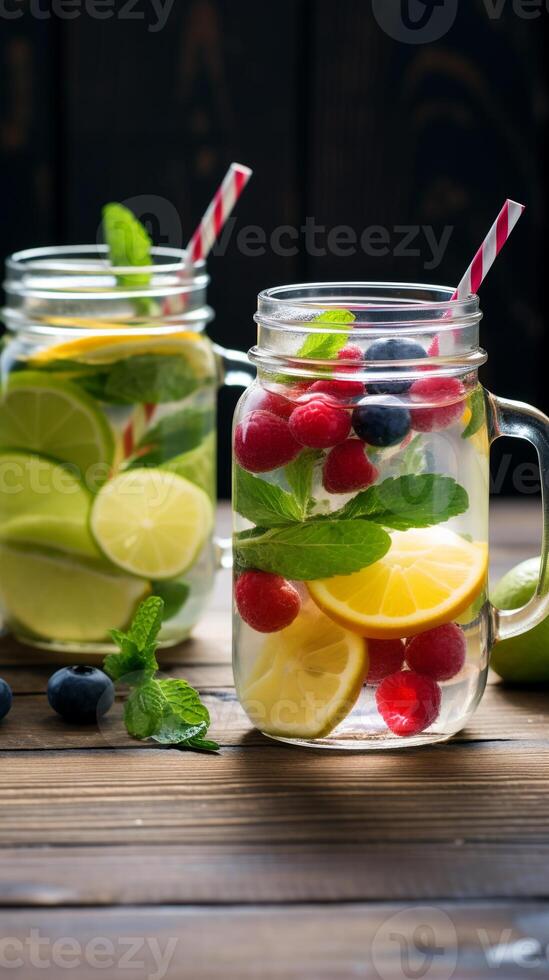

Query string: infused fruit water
232 287 492 748
0 320 217 651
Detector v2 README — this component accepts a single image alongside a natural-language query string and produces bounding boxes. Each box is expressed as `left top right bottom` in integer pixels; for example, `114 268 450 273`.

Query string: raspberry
376 670 442 737
405 623 466 681
309 378 364 400
234 410 301 473
338 344 363 365
323 440 379 494
289 398 351 449
245 388 295 420
366 639 406 685
235 570 301 633
409 377 466 432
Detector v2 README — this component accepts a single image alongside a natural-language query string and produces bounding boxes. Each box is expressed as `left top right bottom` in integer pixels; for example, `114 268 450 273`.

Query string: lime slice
0 372 114 479
90 468 213 579
161 432 216 499
0 451 99 558
0 543 149 643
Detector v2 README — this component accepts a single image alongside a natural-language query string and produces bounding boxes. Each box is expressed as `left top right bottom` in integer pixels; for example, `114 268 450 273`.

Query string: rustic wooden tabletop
0 500 548 979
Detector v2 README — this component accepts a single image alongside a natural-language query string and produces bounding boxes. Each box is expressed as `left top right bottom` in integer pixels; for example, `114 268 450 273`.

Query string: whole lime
491 557 549 683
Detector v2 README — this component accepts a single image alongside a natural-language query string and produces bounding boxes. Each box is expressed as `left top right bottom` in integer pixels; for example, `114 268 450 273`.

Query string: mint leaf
235 467 302 527
103 203 152 288
335 475 469 530
297 310 355 361
151 580 190 620
384 435 427 478
130 408 214 467
462 388 485 440
104 596 218 753
235 519 390 580
125 677 215 747
284 450 321 519
104 354 202 405
128 595 164 651
104 596 164 683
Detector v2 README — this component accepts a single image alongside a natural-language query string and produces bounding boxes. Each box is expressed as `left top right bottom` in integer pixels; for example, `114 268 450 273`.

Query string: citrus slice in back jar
0 371 114 478
307 527 488 640
90 468 213 579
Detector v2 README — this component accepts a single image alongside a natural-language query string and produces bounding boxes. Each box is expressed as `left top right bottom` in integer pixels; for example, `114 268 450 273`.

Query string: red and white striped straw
186 162 253 264
451 199 525 301
429 199 525 355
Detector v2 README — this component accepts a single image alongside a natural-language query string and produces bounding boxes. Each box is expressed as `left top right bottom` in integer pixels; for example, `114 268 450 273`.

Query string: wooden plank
1 842 549 906
1 743 548 846
0 680 548 752
0 904 548 979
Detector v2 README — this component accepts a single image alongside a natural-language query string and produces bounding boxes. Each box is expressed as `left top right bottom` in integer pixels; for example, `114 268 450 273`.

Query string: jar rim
256 281 480 325
5 244 205 280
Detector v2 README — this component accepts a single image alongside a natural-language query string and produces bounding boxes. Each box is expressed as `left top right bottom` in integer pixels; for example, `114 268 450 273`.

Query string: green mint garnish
103 596 219 753
333 475 469 531
462 388 485 440
235 466 302 527
296 309 356 361
102 203 153 288
234 473 469 580
235 519 391 581
102 202 156 317
284 450 322 519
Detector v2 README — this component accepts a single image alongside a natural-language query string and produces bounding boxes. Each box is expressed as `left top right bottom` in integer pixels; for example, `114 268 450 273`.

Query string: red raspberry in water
289 398 351 449
338 344 363 365
235 570 301 633
234 410 301 473
405 623 466 681
309 378 364 400
409 376 466 432
245 388 295 420
376 670 442 737
366 639 406 686
323 440 379 494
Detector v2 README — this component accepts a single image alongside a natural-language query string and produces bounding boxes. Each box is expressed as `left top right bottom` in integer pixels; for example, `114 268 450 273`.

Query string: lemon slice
308 527 488 640
90 468 213 579
29 331 212 377
239 607 368 739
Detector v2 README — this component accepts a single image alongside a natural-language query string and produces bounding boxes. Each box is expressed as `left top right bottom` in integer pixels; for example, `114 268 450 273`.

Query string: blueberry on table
47 666 115 724
352 398 411 447
0 678 13 721
367 338 427 394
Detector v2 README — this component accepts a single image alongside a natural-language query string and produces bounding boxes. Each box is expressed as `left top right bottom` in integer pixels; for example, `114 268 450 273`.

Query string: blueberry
352 398 411 447
47 666 115 724
0 679 13 721
367 338 427 394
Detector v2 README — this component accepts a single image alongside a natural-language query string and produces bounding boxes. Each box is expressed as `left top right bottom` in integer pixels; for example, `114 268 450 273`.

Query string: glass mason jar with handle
232 283 549 749
0 245 252 656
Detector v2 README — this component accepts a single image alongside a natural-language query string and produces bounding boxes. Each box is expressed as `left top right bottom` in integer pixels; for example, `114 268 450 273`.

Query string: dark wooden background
1 0 547 496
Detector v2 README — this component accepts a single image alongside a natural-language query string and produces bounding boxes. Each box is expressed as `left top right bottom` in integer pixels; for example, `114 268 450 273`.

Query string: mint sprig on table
103 596 219 753
234 470 469 580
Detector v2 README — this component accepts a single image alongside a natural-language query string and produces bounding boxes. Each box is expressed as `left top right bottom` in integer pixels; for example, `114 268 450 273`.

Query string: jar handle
488 391 549 641
213 342 256 390
212 343 255 570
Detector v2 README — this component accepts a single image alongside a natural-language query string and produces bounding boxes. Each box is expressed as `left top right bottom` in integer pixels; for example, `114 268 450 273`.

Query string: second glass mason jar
232 283 549 749
0 245 251 656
